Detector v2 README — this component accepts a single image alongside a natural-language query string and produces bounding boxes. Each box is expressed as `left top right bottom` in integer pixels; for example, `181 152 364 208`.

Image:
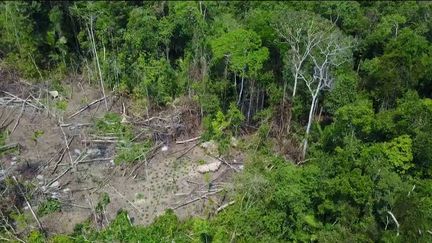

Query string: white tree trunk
302 94 316 159
238 73 245 105
89 16 108 111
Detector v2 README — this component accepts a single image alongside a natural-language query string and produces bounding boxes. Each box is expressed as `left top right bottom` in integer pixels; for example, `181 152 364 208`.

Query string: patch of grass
136 193 145 200
0 130 18 156
197 159 206 165
10 211 29 229
55 99 68 111
94 113 132 140
114 140 152 165
37 198 61 217
96 192 110 213
204 172 211 184
0 130 7 146
32 130 44 143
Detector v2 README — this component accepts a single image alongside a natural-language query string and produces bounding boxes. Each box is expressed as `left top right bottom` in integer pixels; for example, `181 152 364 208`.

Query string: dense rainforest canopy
1 1 432 242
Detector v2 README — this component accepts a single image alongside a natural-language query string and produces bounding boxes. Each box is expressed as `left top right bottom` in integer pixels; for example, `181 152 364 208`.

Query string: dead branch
51 136 75 174
68 96 109 119
0 143 19 152
109 184 141 214
81 139 117 144
176 136 201 144
210 156 239 172
2 91 41 110
10 97 27 134
46 166 72 188
59 123 74 168
12 176 44 232
128 142 163 177
176 142 201 160
61 201 92 210
59 123 92 127
79 157 113 164
216 200 235 214
387 211 400 236
172 189 223 210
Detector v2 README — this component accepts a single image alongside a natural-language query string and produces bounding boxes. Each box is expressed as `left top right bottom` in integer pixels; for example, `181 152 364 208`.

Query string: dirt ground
0 76 243 235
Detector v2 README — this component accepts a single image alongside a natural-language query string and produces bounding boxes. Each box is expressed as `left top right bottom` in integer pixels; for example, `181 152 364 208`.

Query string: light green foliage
27 230 45 243
94 113 132 140
0 2 41 78
114 140 152 165
32 130 44 143
204 103 244 154
211 28 269 78
383 135 414 173
37 198 61 217
55 99 68 111
95 113 153 165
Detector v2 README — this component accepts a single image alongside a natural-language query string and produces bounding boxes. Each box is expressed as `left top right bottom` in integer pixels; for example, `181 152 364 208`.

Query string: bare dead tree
299 30 353 159
274 12 324 102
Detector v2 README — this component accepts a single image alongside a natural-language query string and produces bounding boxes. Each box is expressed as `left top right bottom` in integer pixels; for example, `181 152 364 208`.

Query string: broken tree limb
2 91 41 110
12 176 44 232
176 136 201 144
176 142 201 160
79 157 113 164
109 184 141 213
59 123 74 168
10 96 28 134
81 139 118 144
51 136 75 174
208 155 239 172
216 200 235 214
46 166 72 188
172 189 223 210
68 96 109 119
387 211 400 236
128 142 163 177
0 143 19 152
59 123 92 127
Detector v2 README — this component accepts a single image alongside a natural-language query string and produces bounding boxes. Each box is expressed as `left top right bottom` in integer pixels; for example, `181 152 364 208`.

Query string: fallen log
68 96 109 119
0 143 19 152
176 136 201 144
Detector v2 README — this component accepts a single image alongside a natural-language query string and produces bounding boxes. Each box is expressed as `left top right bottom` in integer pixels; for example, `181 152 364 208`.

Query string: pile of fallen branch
132 98 201 144
0 91 43 110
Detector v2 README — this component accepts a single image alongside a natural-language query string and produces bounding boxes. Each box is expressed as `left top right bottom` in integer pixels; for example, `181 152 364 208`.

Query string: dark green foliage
95 193 110 214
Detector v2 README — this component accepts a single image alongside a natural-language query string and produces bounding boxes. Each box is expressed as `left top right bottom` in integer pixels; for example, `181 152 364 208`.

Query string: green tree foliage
2 2 432 242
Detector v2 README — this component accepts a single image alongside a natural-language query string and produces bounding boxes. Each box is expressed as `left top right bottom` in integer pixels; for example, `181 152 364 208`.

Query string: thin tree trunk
89 16 108 111
255 87 260 114
247 82 254 123
282 79 287 107
292 67 300 99
302 90 319 159
238 70 245 105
